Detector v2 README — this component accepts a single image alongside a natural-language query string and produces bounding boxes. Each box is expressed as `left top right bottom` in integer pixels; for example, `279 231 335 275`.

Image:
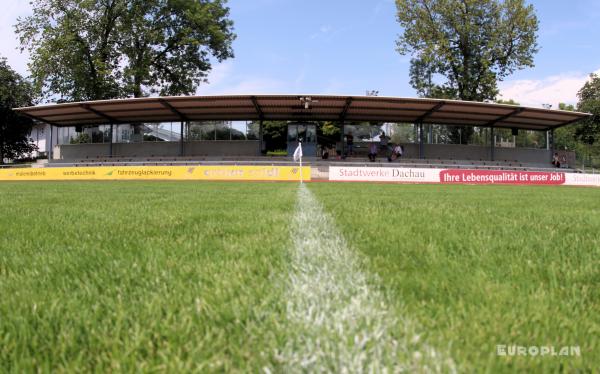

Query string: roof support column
550 129 555 162
341 121 345 156
490 126 495 161
49 124 53 162
418 122 425 159
109 124 114 158
259 120 264 156
180 121 185 157
414 123 418 146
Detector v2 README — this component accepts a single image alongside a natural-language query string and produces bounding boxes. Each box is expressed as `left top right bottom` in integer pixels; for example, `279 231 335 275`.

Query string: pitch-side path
273 184 456 372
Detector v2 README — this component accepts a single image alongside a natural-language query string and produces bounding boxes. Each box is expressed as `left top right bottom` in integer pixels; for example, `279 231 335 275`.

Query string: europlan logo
497 345 581 357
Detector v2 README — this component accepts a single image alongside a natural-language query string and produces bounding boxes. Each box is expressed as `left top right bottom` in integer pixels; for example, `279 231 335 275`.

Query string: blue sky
1 0 599 108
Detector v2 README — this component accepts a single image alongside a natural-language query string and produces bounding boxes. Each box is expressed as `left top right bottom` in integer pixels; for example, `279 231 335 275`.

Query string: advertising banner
564 172 600 187
0 165 311 182
329 166 600 187
439 169 566 185
329 166 439 183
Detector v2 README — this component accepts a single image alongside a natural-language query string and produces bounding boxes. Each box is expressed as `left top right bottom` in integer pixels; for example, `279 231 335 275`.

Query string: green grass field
1 182 598 372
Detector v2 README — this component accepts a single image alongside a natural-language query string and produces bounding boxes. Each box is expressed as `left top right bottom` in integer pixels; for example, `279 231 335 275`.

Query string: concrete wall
55 140 260 160
423 144 552 163
496 147 552 163
351 142 552 164
423 144 492 160
54 139 554 165
185 141 259 156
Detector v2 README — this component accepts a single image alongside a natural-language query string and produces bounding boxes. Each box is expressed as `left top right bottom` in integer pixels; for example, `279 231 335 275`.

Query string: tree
70 133 92 144
119 0 236 97
261 121 287 151
391 123 416 144
558 102 575 112
188 121 245 140
553 103 578 152
396 0 539 143
16 0 236 101
575 74 600 146
317 121 340 148
0 58 36 163
246 121 287 152
496 98 520 106
320 122 340 138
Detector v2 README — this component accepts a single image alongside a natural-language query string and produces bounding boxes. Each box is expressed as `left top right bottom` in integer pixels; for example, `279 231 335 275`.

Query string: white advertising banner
329 166 600 187
329 167 439 183
564 173 600 187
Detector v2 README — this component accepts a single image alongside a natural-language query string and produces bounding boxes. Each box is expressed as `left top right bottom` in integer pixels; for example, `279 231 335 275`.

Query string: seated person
552 153 560 168
391 144 403 161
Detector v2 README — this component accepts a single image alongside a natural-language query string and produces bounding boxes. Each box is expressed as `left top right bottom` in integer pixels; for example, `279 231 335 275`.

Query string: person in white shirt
391 144 403 161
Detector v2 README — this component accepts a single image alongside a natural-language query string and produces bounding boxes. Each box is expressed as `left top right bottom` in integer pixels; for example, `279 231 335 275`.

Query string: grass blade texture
309 183 600 373
0 182 295 372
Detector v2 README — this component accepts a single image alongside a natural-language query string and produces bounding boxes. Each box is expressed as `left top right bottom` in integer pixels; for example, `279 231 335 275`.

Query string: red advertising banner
330 166 600 186
440 169 566 185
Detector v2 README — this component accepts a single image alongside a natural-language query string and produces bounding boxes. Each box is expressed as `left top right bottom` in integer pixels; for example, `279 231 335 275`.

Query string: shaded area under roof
14 95 590 131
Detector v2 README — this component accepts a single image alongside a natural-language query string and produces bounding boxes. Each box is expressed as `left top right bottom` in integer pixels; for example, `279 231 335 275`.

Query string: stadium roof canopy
15 95 590 131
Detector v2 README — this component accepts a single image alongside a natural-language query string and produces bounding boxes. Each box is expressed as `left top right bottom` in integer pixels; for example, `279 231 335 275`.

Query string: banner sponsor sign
0 165 311 182
330 166 439 183
564 172 600 187
439 169 566 185
329 166 600 187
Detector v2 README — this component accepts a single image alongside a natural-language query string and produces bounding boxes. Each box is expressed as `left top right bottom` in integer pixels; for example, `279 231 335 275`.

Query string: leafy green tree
320 122 340 138
559 77 600 168
247 121 287 152
317 121 340 148
515 130 545 148
70 133 92 144
16 0 236 100
261 121 288 151
188 121 245 140
120 0 235 97
391 123 416 144
575 74 600 146
553 103 579 152
17 0 126 101
396 0 539 143
0 58 36 163
552 100 600 168
558 102 575 112
496 99 520 106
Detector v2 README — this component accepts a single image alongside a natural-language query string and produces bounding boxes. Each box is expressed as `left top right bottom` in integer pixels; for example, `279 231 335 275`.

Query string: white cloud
309 24 350 42
310 24 334 40
197 62 287 95
203 77 287 95
499 69 600 108
204 61 234 87
319 25 332 34
0 2 32 76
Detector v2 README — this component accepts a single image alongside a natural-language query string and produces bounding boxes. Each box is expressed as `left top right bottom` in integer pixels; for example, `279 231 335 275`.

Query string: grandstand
15 94 589 177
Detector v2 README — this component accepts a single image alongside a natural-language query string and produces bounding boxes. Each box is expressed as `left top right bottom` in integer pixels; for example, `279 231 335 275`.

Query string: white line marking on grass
275 184 455 373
